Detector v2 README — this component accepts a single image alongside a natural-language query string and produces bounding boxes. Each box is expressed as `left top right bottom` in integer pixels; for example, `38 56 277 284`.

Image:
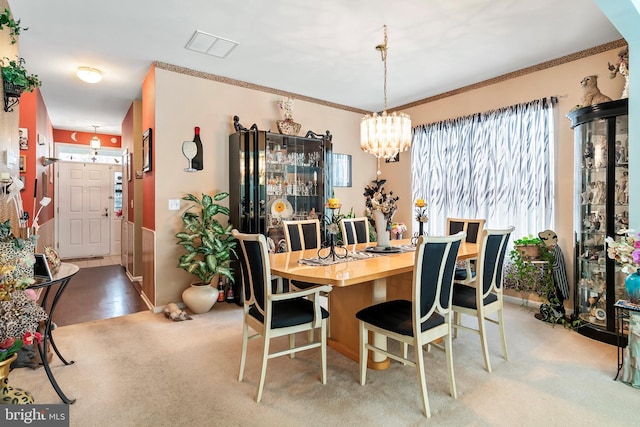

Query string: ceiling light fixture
360 25 412 175
90 126 101 154
76 66 103 83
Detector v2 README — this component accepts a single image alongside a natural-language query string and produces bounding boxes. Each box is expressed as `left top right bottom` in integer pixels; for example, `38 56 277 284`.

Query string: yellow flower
415 199 426 208
327 198 340 209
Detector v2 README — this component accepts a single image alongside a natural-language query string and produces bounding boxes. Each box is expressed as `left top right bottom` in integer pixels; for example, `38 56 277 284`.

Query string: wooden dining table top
268 239 478 287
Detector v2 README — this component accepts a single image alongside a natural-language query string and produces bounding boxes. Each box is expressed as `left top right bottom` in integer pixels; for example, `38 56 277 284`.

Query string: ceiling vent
185 30 238 58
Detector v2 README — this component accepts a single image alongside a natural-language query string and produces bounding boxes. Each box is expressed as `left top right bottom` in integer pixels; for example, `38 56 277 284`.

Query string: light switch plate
168 199 181 211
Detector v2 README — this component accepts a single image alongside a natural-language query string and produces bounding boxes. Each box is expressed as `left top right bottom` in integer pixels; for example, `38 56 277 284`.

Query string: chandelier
360 25 411 174
90 125 101 154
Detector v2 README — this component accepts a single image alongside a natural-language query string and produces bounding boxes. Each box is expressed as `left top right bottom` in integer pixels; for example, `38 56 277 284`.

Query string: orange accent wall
53 129 121 147
141 64 156 230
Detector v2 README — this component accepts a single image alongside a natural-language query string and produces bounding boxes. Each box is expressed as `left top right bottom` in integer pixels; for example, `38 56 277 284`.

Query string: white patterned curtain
411 97 555 238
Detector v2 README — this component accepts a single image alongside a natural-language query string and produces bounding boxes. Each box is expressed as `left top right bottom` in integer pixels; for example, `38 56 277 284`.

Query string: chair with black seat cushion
446 217 486 285
340 217 370 245
451 227 514 373
233 230 332 403
356 231 466 418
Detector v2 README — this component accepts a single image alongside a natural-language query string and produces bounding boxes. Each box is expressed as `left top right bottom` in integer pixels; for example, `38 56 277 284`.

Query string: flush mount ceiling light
185 30 239 58
76 66 103 83
360 25 412 175
90 125 101 154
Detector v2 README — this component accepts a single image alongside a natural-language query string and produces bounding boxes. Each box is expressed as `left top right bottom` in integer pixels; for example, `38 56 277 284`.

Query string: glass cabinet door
264 134 328 248
569 98 628 344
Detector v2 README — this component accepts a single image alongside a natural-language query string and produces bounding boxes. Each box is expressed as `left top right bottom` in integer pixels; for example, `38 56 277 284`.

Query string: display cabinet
228 116 333 299
567 98 628 345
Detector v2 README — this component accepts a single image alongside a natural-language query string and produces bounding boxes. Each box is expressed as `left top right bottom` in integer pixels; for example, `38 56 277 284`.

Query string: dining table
269 238 478 369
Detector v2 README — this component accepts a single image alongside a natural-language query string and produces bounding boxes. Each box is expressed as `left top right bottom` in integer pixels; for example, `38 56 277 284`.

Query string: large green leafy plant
175 192 236 285
1 56 41 93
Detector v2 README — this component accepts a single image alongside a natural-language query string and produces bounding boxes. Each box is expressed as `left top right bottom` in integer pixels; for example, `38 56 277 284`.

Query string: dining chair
446 217 486 285
232 230 332 403
451 227 514 373
282 219 321 251
340 217 370 245
356 231 466 418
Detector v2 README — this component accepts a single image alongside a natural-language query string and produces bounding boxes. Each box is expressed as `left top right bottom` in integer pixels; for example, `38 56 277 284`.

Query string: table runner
298 244 416 266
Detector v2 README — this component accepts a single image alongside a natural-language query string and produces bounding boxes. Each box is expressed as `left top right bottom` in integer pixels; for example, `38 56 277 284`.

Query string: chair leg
414 340 431 418
290 333 296 359
402 343 409 362
256 335 271 403
320 319 327 384
452 311 460 339
478 313 492 373
239 320 249 382
359 321 368 385
498 306 509 361
445 330 457 399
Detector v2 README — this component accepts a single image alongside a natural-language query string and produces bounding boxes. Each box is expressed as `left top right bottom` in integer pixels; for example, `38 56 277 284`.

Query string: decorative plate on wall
270 198 293 219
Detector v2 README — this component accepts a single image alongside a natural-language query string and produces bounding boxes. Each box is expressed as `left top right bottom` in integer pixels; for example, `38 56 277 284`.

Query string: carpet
10 302 640 426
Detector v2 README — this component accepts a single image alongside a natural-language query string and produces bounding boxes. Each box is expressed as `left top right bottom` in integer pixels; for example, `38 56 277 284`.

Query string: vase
0 354 34 404
372 210 390 248
626 269 640 304
182 282 220 314
277 119 301 136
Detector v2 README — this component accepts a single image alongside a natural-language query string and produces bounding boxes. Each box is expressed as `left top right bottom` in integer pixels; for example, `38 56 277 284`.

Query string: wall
149 65 371 308
53 129 121 148
0 0 21 232
381 44 627 305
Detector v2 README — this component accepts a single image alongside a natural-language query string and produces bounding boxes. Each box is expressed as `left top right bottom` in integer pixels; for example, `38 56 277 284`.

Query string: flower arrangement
608 47 629 79
605 230 640 274
363 179 398 230
391 222 407 236
0 256 47 363
415 198 428 223
276 97 294 121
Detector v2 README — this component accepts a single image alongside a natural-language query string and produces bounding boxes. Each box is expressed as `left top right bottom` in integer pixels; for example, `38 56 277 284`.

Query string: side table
613 300 640 383
29 262 80 404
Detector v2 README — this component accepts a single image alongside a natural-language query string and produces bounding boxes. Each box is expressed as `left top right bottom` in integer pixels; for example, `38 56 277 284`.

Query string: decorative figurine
535 229 570 323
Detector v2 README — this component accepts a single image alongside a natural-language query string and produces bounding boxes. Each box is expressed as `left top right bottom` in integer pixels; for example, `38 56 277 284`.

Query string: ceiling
9 0 622 135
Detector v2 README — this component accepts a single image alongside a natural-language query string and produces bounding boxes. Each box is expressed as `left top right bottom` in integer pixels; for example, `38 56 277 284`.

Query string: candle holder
318 233 348 261
411 204 429 245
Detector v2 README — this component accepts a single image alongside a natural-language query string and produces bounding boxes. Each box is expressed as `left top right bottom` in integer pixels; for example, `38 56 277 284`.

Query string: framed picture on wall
142 128 152 172
19 155 27 172
19 128 28 150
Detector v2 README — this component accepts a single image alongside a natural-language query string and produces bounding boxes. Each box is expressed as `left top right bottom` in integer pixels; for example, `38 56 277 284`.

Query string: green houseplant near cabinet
175 192 236 313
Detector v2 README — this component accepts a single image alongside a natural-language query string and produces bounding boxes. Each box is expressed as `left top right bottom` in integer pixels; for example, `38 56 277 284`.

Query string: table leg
38 276 76 404
368 278 390 369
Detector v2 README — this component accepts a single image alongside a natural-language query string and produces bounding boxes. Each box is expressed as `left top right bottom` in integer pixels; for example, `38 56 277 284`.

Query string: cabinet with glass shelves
567 98 628 345
229 116 333 252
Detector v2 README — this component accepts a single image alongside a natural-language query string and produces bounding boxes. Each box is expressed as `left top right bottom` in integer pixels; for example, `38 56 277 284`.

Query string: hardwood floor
51 257 148 327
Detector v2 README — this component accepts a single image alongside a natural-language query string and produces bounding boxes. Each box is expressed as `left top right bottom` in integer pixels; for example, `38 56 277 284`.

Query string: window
411 98 555 238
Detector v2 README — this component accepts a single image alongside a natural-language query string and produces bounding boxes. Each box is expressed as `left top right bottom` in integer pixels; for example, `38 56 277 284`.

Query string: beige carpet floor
9 301 640 427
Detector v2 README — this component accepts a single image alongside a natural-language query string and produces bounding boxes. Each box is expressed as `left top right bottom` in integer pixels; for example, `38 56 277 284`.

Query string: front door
58 162 112 258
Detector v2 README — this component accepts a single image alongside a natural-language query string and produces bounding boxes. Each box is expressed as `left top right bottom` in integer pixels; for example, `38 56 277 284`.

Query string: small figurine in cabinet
615 140 628 165
583 141 594 168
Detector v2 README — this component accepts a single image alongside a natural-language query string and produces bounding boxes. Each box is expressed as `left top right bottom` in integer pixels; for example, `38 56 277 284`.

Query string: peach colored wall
381 47 627 300
151 67 373 307
141 65 156 231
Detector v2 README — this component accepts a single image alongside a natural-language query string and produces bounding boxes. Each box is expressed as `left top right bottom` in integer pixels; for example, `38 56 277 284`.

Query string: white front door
58 162 112 258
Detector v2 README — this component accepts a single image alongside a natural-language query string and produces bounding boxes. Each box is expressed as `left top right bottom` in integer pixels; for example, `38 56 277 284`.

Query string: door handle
103 208 109 217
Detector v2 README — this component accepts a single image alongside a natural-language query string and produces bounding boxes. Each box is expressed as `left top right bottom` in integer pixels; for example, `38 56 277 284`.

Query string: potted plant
1 56 42 95
0 8 25 45
506 236 554 299
175 192 236 313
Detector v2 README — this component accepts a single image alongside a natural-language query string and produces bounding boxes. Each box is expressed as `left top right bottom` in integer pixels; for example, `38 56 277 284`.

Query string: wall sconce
333 153 352 187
